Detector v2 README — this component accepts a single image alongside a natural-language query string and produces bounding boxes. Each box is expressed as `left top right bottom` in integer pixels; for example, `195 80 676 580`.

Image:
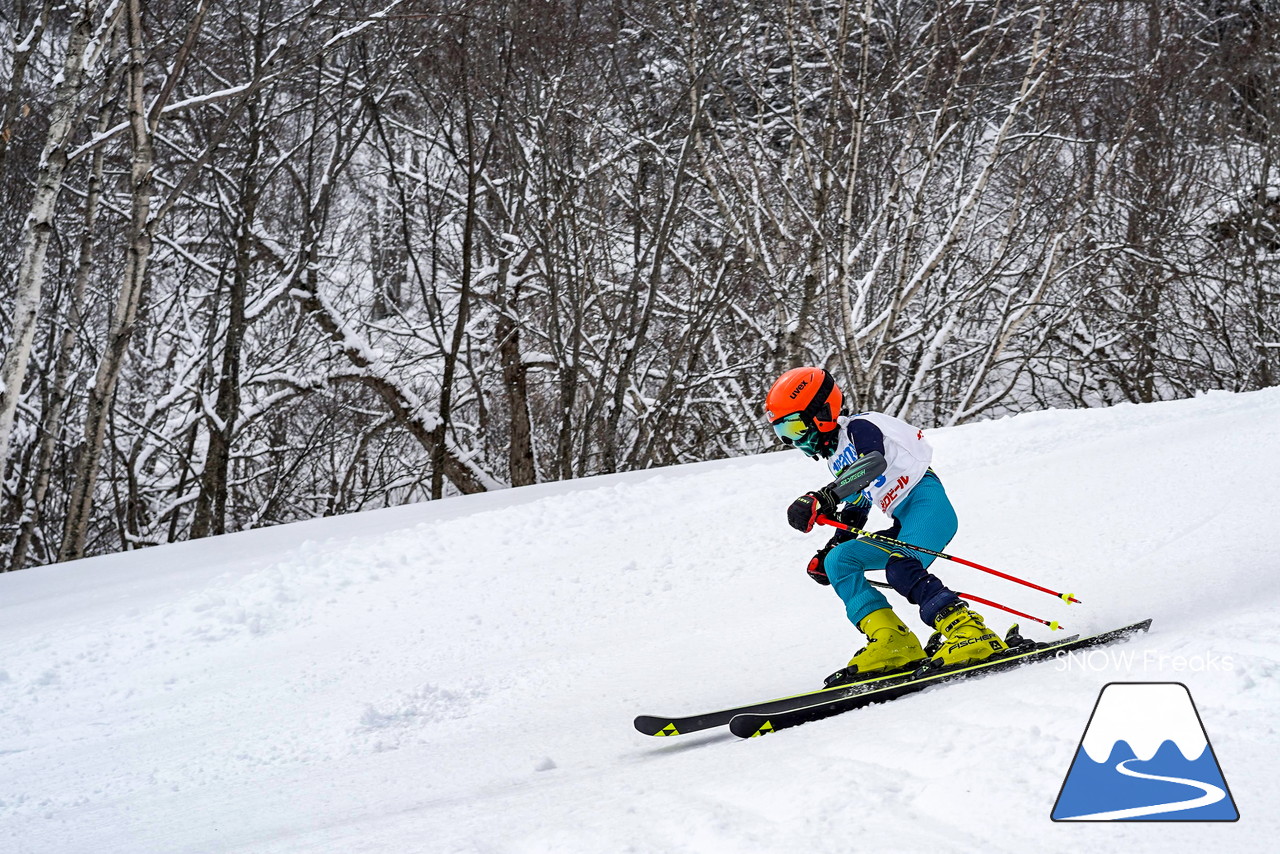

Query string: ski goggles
770 413 811 445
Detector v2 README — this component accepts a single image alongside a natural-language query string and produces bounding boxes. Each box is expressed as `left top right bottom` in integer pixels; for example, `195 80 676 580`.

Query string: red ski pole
954 591 1061 631
866 579 1062 630
816 514 1081 605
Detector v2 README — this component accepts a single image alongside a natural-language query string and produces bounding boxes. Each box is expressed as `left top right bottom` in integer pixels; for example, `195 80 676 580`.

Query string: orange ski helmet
764 367 843 444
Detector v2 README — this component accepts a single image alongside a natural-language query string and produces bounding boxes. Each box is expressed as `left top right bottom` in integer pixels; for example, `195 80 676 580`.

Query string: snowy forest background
0 0 1276 570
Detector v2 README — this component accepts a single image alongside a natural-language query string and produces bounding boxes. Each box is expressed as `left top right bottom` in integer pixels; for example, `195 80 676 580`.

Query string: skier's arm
788 489 871 534
836 492 872 530
787 451 884 534
828 418 886 528
846 417 887 457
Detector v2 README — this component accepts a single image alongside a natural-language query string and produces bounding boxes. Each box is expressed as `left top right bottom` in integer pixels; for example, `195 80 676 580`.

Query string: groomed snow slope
3 389 1278 853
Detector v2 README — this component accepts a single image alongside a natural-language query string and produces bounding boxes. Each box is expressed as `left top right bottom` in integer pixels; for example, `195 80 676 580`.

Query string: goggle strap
801 371 835 424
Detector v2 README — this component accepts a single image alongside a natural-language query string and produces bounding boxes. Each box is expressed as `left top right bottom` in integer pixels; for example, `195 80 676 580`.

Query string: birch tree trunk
6 107 110 571
0 0 99 478
58 0 153 562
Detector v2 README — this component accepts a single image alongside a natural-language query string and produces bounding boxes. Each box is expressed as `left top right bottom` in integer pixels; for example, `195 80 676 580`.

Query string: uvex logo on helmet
788 380 809 400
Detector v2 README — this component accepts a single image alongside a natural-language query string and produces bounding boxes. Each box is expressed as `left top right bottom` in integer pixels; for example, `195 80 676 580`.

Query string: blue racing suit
819 415 962 628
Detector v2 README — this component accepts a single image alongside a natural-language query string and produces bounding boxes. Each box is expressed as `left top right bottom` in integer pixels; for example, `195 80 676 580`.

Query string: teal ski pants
822 471 961 628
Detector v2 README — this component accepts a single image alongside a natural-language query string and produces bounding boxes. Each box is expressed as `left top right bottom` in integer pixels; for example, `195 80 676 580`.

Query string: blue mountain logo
1052 682 1238 821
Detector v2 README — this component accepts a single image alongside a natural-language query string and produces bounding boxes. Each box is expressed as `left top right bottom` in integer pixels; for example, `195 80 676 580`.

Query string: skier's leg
886 472 1005 664
824 538 924 680
823 537 892 626
882 472 962 625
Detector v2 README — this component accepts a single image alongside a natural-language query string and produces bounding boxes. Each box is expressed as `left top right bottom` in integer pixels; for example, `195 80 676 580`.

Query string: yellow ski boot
825 608 926 687
928 602 1007 668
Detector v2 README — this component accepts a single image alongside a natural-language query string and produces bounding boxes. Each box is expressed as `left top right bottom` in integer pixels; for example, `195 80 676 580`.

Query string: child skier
764 366 1006 685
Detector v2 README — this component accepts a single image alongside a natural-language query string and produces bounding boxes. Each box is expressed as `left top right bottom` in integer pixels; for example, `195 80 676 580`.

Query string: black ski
635 622 1080 737
728 619 1152 738
633 662 927 737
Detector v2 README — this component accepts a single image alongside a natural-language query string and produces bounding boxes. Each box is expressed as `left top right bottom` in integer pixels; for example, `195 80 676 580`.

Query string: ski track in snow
2 388 1279 853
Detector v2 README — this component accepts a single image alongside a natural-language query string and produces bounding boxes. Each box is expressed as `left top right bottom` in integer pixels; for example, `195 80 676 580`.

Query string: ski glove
787 488 837 533
807 517 872 585
806 547 832 585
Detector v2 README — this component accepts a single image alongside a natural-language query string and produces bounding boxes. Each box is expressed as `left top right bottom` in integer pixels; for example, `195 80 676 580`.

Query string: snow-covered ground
3 389 1278 853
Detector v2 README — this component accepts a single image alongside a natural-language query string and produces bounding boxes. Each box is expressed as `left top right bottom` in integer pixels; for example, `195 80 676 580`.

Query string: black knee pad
885 552 958 623
885 552 925 597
